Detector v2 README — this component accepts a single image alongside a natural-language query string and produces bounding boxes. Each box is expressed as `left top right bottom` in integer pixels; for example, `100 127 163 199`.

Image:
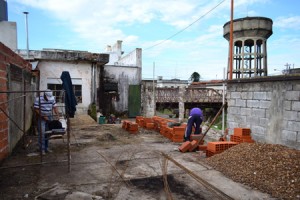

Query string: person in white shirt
34 90 59 154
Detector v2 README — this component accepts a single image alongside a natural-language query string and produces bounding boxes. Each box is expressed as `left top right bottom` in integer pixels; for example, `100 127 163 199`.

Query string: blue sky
7 0 300 80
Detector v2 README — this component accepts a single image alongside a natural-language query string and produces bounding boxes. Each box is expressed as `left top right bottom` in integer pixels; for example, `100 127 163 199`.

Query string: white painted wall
0 21 17 50
38 61 92 114
104 66 140 112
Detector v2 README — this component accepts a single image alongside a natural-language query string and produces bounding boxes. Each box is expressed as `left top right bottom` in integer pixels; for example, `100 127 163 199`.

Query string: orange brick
198 145 207 151
178 141 192 153
145 123 154 129
234 128 251 137
165 127 173 139
230 135 241 143
135 116 143 123
207 142 222 152
122 120 131 129
172 138 184 143
143 118 153 127
207 141 238 152
242 138 255 143
137 119 144 127
230 135 253 143
189 140 198 152
160 126 166 135
173 126 185 132
128 123 138 131
206 150 216 157
172 134 184 139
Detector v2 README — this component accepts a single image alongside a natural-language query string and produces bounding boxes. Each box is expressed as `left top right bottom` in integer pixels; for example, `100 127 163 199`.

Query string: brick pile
131 115 187 143
230 128 255 143
205 141 238 157
206 143 300 199
200 128 256 157
121 120 138 134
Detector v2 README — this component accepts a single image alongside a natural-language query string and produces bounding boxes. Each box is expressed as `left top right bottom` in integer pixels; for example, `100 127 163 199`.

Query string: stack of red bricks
122 120 139 134
178 134 205 153
230 128 255 143
203 128 255 157
133 115 187 143
172 126 186 142
136 116 144 127
178 140 199 153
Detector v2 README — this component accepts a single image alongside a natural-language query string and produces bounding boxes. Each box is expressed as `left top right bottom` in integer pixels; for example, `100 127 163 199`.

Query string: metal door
128 85 141 117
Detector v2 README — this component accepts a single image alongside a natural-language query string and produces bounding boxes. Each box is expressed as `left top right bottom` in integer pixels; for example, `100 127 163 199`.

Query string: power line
144 0 226 51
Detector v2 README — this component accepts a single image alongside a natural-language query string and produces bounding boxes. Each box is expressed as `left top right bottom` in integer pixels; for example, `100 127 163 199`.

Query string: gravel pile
205 143 300 199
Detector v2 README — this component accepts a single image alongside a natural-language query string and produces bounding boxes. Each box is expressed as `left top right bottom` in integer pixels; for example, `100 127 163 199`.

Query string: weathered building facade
16 40 142 117
16 49 109 115
102 40 142 116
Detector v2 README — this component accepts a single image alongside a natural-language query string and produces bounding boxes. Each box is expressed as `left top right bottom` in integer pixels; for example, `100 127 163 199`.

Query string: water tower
223 17 273 79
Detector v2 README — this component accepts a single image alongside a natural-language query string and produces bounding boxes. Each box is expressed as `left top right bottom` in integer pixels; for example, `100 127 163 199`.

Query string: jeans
37 116 53 151
184 114 203 141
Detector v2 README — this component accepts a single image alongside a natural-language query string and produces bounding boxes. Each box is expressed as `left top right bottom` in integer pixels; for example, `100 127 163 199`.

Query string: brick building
0 42 33 161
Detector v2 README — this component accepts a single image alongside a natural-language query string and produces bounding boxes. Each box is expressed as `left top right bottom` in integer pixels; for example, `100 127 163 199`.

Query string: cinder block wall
0 42 32 161
227 76 300 150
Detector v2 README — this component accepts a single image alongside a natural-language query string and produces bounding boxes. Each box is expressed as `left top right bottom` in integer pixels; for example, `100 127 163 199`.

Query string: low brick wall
227 76 300 150
0 42 32 161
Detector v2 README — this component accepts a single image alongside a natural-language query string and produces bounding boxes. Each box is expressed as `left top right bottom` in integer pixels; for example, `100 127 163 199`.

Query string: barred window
48 84 82 103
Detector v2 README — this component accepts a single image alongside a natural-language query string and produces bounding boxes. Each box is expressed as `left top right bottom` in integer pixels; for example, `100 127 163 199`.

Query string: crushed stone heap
205 143 300 199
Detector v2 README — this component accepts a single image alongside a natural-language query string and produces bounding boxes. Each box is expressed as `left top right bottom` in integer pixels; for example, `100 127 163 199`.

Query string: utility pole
229 0 234 80
153 62 156 116
23 11 29 59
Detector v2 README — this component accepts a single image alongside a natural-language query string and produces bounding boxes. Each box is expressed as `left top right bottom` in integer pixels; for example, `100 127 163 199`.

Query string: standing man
34 89 59 154
184 107 204 142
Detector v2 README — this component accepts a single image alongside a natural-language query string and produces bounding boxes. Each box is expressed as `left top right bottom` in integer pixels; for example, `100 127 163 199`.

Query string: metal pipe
0 90 62 93
159 152 234 200
198 103 226 145
67 114 71 172
153 62 156 116
0 95 26 106
23 11 29 59
229 0 234 80
222 68 225 135
0 106 23 132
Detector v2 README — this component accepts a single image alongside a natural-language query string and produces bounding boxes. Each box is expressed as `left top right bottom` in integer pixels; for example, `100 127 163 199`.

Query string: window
48 84 82 103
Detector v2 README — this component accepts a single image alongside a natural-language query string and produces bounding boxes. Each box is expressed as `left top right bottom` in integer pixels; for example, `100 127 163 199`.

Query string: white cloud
10 0 300 79
274 16 300 30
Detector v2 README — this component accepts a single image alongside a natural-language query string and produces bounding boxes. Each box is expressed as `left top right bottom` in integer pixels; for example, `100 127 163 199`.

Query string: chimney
0 0 8 21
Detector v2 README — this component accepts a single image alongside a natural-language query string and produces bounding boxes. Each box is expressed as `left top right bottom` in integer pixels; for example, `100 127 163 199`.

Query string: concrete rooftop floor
0 115 274 200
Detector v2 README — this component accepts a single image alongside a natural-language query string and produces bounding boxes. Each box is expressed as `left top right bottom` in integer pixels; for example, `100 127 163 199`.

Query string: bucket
98 116 106 124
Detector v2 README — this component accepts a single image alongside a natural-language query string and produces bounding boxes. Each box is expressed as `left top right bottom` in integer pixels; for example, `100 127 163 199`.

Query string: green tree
190 72 200 82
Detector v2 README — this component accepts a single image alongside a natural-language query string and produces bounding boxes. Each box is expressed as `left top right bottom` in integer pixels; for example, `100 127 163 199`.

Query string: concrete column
254 39 257 76
179 102 184 122
144 87 155 117
178 86 185 122
241 39 245 78
264 40 268 75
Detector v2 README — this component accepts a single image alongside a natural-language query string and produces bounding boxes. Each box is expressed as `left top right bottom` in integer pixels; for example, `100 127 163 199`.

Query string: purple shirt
190 108 203 117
